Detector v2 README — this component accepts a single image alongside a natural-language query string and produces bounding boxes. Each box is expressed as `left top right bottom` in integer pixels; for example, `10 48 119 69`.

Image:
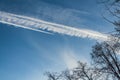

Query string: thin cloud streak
0 11 109 41
61 49 78 69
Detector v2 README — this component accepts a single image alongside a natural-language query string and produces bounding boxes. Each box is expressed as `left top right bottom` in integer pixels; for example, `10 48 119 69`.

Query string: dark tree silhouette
91 40 120 80
46 62 109 80
99 0 120 34
90 0 120 80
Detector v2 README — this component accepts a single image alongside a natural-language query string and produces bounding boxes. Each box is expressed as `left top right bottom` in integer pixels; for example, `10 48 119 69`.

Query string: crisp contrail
0 11 108 41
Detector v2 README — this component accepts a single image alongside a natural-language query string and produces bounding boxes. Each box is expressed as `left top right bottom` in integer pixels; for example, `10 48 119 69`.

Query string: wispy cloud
60 47 89 69
0 11 109 41
61 49 78 69
35 1 89 26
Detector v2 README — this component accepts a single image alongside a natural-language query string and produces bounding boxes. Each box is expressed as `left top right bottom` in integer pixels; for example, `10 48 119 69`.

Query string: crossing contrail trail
0 11 109 41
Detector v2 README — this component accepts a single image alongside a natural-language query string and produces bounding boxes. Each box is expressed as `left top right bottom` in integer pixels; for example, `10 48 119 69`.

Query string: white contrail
0 11 109 41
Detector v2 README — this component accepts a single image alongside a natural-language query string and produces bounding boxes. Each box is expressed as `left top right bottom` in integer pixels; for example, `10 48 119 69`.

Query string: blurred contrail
0 11 108 41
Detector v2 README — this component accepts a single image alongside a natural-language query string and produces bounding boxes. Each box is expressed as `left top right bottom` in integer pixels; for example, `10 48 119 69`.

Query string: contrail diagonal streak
0 11 109 41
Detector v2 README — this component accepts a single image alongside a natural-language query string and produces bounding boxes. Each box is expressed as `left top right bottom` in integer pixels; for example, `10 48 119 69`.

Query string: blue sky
0 0 115 80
